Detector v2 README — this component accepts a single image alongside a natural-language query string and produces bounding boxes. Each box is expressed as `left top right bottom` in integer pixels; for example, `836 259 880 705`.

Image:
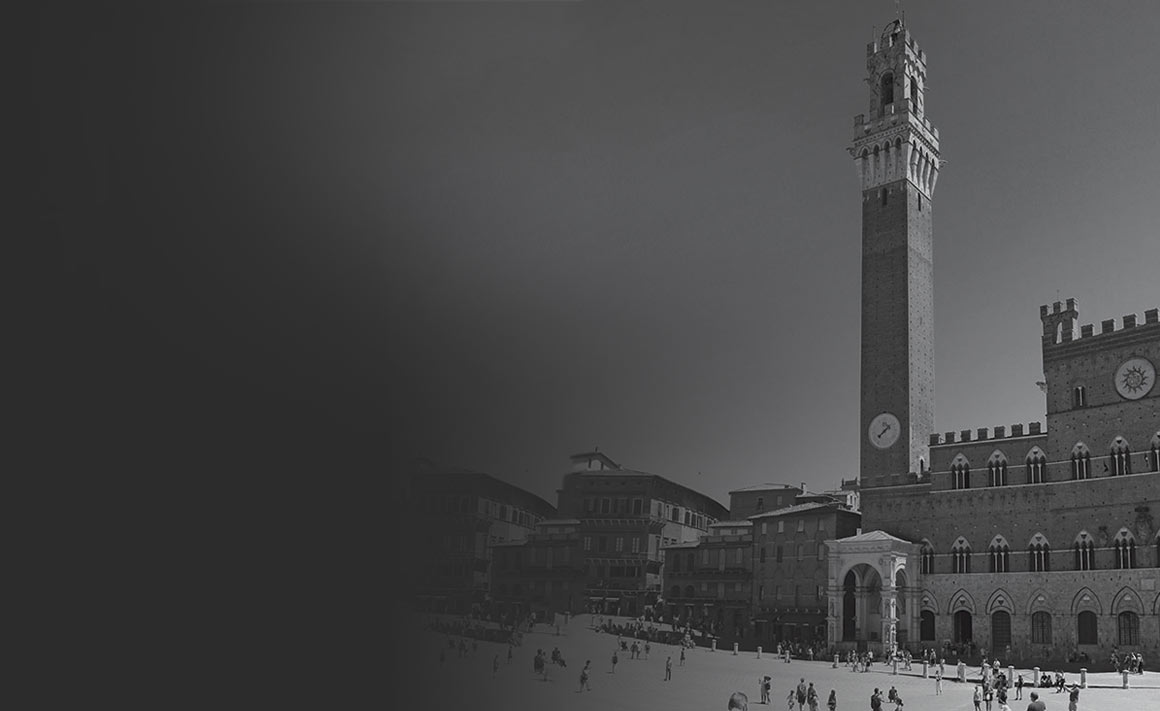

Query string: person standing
1015 674 1024 700
730 692 750 711
493 654 499 677
973 684 983 711
807 682 818 711
1067 684 1080 711
935 670 943 695
984 684 994 711
796 678 807 709
580 660 592 691
826 689 837 711
611 649 618 673
645 640 651 659
1025 691 1046 711
665 656 672 682
680 647 686 666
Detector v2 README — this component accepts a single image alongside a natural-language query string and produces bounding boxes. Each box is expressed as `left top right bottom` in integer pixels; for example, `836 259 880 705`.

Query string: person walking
1067 684 1080 711
796 678 807 709
973 684 983 711
645 640 652 659
807 682 818 711
1026 691 1046 711
826 689 837 711
935 671 943 695
579 660 592 691
493 654 499 677
786 689 797 710
984 684 994 711
611 649 618 673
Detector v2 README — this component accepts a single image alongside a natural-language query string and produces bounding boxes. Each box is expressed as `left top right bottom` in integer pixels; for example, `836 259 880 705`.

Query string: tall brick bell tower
854 20 940 483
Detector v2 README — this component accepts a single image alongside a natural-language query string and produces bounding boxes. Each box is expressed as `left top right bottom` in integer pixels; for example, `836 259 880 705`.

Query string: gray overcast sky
43 3 1159 507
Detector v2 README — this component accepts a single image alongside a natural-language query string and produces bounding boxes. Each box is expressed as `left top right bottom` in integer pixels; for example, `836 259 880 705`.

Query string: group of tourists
617 636 653 659
1111 648 1145 674
531 647 569 681
845 649 877 672
755 675 839 711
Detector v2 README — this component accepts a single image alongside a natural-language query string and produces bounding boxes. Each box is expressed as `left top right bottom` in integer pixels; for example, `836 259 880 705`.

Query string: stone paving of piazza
400 616 1159 710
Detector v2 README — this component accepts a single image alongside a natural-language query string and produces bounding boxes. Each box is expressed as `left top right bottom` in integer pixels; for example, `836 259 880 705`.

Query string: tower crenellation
851 20 941 199
929 421 1044 446
1040 299 1159 351
1039 298 1079 345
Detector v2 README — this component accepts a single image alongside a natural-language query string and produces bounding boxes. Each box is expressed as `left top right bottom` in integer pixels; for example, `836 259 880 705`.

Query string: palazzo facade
826 20 1160 665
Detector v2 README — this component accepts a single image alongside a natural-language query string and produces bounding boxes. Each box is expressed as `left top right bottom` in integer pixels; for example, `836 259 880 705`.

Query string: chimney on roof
800 482 806 493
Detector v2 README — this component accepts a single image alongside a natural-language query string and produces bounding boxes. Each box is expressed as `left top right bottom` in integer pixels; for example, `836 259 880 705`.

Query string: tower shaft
855 21 940 482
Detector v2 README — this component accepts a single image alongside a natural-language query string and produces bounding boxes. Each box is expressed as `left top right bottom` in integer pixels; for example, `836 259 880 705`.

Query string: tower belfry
854 20 940 483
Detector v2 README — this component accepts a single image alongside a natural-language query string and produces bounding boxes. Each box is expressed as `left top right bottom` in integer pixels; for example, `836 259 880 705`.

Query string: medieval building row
408 455 861 652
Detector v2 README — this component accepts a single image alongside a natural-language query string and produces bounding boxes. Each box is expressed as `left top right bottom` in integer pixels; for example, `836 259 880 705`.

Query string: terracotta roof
728 483 799 493
834 530 914 544
747 501 840 519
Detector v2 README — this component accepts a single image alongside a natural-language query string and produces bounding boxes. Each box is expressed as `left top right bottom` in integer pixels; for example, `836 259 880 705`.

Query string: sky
40 3 1159 509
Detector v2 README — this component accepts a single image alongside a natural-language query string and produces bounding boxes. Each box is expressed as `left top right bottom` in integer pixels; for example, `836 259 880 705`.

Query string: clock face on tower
1114 357 1155 400
868 412 901 449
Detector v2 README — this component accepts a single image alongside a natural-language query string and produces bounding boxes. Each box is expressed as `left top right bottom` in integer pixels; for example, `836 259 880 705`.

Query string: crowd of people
1111 649 1146 674
428 611 1145 710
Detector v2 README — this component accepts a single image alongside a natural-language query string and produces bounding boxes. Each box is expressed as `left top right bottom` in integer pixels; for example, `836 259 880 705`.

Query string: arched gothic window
1077 611 1098 645
1074 532 1095 571
1031 611 1052 644
988 535 1010 573
1072 385 1087 408
952 537 971 574
1110 437 1132 476
1028 533 1051 573
1114 529 1137 569
920 541 935 575
951 457 971 490
1026 448 1047 484
880 72 895 108
987 452 1008 487
1118 612 1140 646
1071 443 1091 480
